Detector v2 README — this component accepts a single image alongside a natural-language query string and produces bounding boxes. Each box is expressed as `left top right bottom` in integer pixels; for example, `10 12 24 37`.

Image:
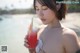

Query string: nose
38 10 44 17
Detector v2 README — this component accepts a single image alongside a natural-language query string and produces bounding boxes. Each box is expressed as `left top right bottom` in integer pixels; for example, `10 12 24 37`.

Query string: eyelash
36 7 48 11
43 7 48 10
36 8 39 11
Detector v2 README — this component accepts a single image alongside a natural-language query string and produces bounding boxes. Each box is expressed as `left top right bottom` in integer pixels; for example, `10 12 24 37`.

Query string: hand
24 35 36 53
24 35 30 48
24 34 38 48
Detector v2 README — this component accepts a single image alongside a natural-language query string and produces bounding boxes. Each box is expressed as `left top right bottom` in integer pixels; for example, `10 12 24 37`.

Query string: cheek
43 10 56 20
36 11 38 15
36 11 42 17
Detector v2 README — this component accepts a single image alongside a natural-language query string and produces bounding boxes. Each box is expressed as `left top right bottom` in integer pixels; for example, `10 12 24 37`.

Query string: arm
63 29 80 53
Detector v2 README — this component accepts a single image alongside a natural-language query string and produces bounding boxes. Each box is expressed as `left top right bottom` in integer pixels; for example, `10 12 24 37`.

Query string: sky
0 0 33 10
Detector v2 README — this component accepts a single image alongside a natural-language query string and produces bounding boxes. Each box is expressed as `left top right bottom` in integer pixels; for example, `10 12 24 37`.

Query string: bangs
37 0 46 6
37 0 56 6
33 0 47 10
34 0 56 10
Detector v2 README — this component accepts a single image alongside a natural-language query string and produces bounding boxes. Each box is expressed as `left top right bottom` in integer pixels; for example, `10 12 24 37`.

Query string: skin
24 0 80 53
37 26 80 53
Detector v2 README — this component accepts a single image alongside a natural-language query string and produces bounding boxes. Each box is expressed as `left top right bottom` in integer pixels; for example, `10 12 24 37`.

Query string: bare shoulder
62 27 79 44
63 27 78 38
62 27 79 43
63 28 78 40
62 27 80 53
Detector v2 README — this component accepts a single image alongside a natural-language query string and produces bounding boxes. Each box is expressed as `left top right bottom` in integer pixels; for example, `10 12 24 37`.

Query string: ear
56 4 61 11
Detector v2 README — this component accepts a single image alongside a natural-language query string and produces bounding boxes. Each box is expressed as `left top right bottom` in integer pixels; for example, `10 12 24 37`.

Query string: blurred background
0 0 80 53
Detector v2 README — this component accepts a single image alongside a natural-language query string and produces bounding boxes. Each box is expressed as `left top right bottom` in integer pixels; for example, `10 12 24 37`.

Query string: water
0 14 41 53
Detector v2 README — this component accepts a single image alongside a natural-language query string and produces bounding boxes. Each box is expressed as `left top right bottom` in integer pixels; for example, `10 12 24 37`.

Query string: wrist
29 48 36 52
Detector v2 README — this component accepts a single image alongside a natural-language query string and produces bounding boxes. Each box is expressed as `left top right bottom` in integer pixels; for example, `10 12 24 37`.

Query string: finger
24 43 29 48
24 43 29 47
24 35 29 40
24 39 28 42
24 37 29 42
24 43 33 49
24 35 28 39
24 41 29 45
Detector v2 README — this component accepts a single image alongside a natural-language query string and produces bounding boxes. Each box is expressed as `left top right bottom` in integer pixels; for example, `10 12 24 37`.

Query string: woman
24 0 80 53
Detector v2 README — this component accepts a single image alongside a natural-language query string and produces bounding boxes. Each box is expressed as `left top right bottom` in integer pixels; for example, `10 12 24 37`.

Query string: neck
47 20 61 28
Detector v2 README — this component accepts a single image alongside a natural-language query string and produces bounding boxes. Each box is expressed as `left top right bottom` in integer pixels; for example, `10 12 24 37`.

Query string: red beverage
27 30 38 48
26 18 39 48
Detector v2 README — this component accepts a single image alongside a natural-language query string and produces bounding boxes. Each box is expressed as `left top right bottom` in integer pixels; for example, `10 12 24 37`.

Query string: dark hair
33 0 67 20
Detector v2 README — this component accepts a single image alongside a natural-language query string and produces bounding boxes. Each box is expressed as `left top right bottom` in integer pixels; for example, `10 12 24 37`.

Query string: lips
41 19 46 22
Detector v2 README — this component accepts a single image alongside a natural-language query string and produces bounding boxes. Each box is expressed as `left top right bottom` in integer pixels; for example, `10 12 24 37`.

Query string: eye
42 6 48 10
35 7 39 11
